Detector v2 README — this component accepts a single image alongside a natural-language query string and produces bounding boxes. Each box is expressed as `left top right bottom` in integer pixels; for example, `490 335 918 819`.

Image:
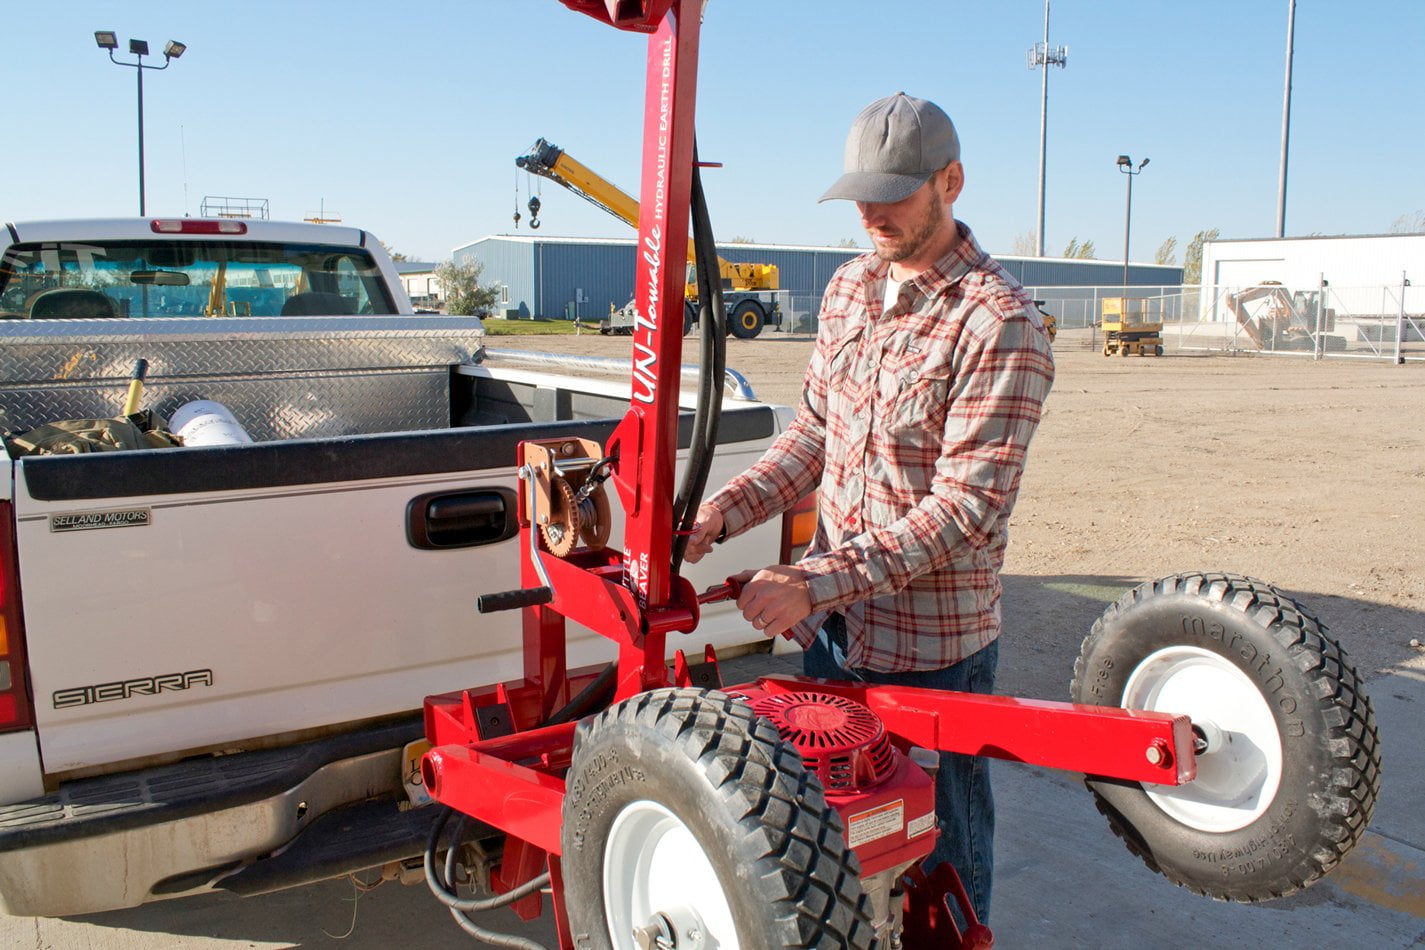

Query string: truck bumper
0 716 428 917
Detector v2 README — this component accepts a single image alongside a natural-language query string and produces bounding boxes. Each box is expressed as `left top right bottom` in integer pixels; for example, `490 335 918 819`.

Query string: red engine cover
750 691 897 791
743 688 937 876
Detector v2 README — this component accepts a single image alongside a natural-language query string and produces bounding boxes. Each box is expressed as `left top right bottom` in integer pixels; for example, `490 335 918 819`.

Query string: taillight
0 502 34 731
779 491 818 564
150 219 247 235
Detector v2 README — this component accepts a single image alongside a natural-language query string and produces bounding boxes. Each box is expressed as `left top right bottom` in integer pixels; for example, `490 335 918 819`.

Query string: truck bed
0 316 788 915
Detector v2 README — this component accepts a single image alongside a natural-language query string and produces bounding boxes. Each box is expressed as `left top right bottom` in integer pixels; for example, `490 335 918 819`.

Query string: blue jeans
804 618 998 927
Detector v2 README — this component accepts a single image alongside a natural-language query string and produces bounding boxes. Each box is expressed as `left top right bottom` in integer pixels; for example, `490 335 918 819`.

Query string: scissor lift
1101 296 1164 356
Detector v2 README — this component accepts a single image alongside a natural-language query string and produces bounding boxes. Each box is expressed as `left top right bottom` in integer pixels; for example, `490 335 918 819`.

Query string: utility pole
1276 0 1297 238
1028 0 1067 257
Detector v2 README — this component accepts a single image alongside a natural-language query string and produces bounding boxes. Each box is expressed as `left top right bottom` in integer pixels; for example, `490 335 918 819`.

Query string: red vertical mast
606 1 700 613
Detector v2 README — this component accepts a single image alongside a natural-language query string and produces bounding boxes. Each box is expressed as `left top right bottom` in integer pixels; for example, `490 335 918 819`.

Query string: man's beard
872 198 947 264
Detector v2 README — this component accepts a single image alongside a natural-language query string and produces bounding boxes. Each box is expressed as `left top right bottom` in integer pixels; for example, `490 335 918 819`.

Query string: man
684 92 1055 926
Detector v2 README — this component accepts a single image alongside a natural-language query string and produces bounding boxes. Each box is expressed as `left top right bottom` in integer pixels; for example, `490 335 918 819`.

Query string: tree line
1010 228 1219 282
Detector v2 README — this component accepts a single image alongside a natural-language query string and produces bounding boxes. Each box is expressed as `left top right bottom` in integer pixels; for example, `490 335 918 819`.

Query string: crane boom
518 139 774 289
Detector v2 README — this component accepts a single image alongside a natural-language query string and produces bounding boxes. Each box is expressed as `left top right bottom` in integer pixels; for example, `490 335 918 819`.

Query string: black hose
425 143 728 948
444 905 547 948
422 604 615 943
542 660 618 726
424 806 552 948
672 143 727 570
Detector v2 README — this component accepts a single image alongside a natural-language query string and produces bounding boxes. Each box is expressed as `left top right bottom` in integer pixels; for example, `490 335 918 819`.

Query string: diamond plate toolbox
0 316 485 441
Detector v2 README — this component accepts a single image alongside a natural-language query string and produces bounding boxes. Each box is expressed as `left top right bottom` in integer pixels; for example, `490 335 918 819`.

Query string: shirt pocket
879 351 952 445
823 328 865 415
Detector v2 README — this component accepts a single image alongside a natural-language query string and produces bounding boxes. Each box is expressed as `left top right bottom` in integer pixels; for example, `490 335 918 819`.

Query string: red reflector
150 219 248 235
0 501 34 732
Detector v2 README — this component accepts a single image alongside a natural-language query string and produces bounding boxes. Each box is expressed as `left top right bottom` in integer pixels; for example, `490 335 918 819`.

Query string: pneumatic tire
1070 572 1380 902
560 688 875 949
729 299 765 339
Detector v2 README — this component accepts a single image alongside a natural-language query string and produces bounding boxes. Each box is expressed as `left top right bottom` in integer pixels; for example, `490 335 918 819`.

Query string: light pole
1116 154 1149 290
1276 0 1296 237
1027 0 1067 257
95 31 187 216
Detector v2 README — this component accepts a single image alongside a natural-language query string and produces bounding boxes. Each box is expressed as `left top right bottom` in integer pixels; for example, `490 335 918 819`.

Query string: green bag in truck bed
3 411 181 457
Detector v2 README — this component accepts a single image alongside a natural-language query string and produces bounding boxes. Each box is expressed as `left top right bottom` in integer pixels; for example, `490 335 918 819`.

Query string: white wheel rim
602 800 736 949
1122 646 1284 832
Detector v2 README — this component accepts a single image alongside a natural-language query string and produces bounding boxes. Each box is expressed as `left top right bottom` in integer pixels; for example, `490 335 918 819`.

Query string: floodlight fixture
1116 154 1151 288
96 31 189 215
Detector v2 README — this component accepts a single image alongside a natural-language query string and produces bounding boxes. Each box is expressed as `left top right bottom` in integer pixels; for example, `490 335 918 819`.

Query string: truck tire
729 300 765 339
1070 572 1380 902
683 300 697 337
561 688 875 949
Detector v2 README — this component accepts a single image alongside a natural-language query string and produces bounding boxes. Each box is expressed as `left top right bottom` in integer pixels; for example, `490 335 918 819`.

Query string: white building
396 262 442 310
1201 233 1421 324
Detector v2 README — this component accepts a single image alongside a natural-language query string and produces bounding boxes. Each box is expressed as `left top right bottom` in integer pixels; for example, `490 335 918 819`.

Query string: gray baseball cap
820 93 960 204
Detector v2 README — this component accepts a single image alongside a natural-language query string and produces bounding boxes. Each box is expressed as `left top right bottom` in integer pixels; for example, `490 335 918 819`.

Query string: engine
742 689 938 942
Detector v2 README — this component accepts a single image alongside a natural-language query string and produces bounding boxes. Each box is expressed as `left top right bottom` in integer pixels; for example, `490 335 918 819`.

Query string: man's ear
941 161 966 204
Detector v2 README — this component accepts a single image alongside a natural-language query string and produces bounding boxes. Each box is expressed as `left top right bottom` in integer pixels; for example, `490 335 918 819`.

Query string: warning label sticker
847 799 905 848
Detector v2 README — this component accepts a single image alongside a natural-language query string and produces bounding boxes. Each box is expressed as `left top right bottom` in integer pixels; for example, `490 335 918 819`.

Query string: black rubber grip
477 587 554 613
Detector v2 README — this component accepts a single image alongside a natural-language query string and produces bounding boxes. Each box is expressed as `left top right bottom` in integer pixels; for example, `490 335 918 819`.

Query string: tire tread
565 688 876 948
1070 571 1381 902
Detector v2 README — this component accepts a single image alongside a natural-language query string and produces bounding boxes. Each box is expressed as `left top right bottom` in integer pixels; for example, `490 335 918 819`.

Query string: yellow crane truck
516 138 782 338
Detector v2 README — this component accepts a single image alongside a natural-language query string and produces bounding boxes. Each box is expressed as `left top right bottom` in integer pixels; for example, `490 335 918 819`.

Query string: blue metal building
453 234 1182 326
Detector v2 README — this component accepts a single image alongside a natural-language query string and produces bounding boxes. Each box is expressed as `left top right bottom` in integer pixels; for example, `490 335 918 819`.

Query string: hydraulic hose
672 144 727 570
420 660 612 947
542 660 618 726
426 145 727 949
424 806 552 949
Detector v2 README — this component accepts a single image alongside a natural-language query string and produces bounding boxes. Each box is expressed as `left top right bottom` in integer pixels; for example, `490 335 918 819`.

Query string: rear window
0 240 397 319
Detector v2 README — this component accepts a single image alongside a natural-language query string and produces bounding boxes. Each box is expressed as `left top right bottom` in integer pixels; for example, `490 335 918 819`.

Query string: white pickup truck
0 218 793 916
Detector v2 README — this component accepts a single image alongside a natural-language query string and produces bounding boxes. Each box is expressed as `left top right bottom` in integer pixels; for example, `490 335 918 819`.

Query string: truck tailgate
12 408 780 776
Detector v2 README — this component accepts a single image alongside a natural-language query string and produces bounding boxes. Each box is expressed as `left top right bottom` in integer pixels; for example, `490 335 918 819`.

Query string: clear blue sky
6 1 1422 265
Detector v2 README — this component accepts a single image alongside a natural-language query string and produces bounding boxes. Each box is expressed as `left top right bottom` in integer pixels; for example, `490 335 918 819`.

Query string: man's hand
734 565 812 640
683 503 724 564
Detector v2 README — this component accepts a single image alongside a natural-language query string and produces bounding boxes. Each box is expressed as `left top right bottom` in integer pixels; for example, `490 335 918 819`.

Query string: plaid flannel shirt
706 222 1055 671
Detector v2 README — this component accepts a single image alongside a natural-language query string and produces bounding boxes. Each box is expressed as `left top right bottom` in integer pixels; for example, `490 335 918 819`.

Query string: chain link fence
772 282 1424 363
766 291 822 336
1163 282 1425 362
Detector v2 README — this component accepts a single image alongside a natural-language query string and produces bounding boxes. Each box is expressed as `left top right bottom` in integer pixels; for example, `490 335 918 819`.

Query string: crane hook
528 195 542 229
512 209 522 228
